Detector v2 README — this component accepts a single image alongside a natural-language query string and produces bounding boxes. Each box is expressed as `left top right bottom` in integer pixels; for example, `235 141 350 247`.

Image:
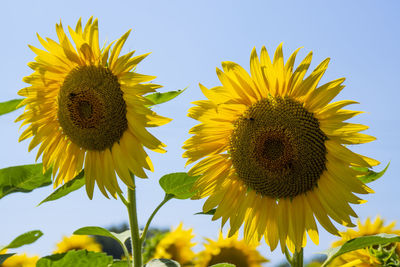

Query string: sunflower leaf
320 233 400 267
36 250 113 267
38 170 85 206
0 254 16 264
210 264 236 267
0 230 43 251
159 172 200 199
110 260 129 267
354 162 390 184
73 227 130 253
144 259 180 267
145 88 186 106
0 99 23 116
0 164 52 199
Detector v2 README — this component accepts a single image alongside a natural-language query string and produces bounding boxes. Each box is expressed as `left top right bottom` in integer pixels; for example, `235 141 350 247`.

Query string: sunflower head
16 17 171 198
195 232 268 267
183 43 379 252
53 235 102 253
151 223 196 265
0 253 39 267
330 217 400 266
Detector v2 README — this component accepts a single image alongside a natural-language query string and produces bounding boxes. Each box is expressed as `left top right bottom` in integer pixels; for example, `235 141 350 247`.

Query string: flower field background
0 0 399 266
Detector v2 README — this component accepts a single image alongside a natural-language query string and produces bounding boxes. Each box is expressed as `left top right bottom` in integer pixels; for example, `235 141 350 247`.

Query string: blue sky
1 0 399 265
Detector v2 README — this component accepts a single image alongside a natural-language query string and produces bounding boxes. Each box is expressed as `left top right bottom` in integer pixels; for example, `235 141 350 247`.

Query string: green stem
140 194 173 243
291 248 304 267
127 175 142 267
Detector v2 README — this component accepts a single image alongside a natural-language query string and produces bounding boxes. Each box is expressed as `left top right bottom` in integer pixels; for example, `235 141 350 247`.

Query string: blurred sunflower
0 253 39 267
151 223 196 265
195 232 268 267
53 235 102 253
16 17 170 198
183 44 379 252
330 217 400 266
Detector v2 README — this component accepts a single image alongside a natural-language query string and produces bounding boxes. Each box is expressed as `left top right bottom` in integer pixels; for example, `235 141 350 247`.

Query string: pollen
229 97 327 198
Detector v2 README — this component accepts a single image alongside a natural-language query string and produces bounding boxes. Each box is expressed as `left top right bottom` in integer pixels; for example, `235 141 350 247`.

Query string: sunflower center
229 97 327 198
207 247 249 267
58 65 128 151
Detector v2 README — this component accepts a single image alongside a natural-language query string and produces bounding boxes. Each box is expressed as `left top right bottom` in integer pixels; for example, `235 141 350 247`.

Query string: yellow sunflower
183 44 379 252
0 253 39 267
195 232 268 267
53 235 102 253
330 217 400 266
152 223 196 265
16 17 170 198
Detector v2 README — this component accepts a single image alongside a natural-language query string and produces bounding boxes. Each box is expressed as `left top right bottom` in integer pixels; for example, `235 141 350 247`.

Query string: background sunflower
53 235 102 254
195 232 268 267
150 223 196 265
330 217 400 266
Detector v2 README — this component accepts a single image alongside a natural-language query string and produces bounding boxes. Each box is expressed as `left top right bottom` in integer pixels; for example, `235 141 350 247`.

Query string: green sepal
0 253 16 264
320 233 400 266
159 172 200 199
195 209 216 216
0 163 52 199
0 99 23 116
210 264 236 267
38 170 85 206
145 88 186 106
0 230 43 251
144 259 180 267
73 227 130 253
36 250 113 267
354 162 390 183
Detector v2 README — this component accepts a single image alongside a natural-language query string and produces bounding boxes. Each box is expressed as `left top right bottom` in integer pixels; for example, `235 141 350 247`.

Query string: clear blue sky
1 0 399 265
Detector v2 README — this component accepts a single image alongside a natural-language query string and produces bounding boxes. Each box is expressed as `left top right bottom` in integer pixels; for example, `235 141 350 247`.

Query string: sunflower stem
127 175 142 267
140 193 173 243
291 248 304 267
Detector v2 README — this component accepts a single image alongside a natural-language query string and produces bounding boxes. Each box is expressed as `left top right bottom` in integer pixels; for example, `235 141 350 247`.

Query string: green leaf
321 233 400 266
354 162 390 183
0 164 52 199
74 227 130 253
210 264 236 267
38 170 85 206
36 250 113 267
145 88 186 106
145 259 180 267
0 230 43 250
195 209 216 216
159 172 200 199
0 253 16 264
110 260 129 267
0 99 23 116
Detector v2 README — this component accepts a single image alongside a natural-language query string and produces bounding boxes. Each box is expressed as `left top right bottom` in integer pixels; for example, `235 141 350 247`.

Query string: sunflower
53 235 102 253
16 17 170 198
183 44 379 252
151 223 196 265
195 232 268 267
330 217 400 266
0 253 39 267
